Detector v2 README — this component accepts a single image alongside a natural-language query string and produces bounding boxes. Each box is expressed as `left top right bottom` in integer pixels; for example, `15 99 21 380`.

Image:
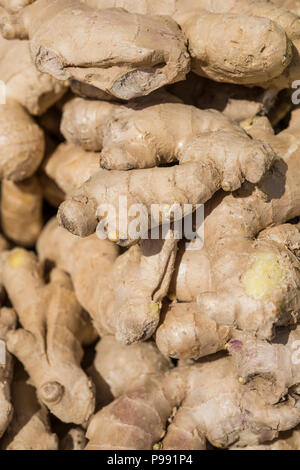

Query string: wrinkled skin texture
112 232 179 343
86 355 300 450
43 142 100 196
156 302 231 360
0 36 67 115
1 364 58 450
0 101 44 181
58 103 274 242
0 0 190 99
37 218 119 336
82 0 297 87
228 327 300 406
2 249 95 425
154 111 300 360
37 219 176 343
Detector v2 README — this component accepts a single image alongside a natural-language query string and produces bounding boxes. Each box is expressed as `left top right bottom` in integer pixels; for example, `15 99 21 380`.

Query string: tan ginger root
0 307 16 439
230 427 300 450
156 302 231 361
0 36 67 116
43 142 100 197
7 408 58 450
82 0 296 87
1 176 43 247
0 101 44 181
37 218 119 336
92 336 172 398
86 355 300 450
58 104 274 242
1 364 58 450
1 248 95 424
0 0 190 100
38 218 176 343
112 233 179 344
60 90 181 151
155 113 300 361
227 326 300 406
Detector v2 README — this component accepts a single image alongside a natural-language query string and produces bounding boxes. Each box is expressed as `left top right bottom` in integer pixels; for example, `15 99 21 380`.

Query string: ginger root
1 249 95 424
92 336 172 398
86 355 300 450
82 0 295 87
0 101 44 181
0 0 190 99
43 143 100 198
37 218 119 336
0 308 16 439
0 36 67 115
1 176 43 247
58 102 274 241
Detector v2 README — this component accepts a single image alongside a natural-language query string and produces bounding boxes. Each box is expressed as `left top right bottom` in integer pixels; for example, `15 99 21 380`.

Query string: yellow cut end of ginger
8 250 28 268
243 251 284 300
221 181 232 192
149 302 159 317
211 441 223 449
153 443 163 450
238 376 247 385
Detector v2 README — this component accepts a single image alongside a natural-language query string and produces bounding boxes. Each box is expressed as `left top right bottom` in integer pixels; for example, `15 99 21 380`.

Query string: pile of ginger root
2 0 300 451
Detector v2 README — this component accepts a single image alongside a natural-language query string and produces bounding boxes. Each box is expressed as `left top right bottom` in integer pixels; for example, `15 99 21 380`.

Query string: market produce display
1 0 300 450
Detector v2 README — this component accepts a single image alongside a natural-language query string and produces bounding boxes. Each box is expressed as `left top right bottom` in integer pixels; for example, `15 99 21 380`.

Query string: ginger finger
0 0 190 99
0 307 16 439
1 177 43 247
2 248 95 424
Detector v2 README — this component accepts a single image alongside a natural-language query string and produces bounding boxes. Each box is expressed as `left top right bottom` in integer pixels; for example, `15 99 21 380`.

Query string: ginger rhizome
82 0 300 87
86 354 300 450
1 177 43 247
1 249 95 424
87 336 172 411
58 100 274 242
0 0 190 99
0 36 67 116
2 364 58 450
0 308 16 439
37 218 119 336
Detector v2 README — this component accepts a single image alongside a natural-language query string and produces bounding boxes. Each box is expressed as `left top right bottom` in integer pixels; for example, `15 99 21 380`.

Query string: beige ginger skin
82 0 297 87
1 177 43 247
156 110 300 360
58 102 274 242
86 354 300 450
2 364 58 450
0 101 44 182
43 142 100 197
92 336 172 399
1 249 96 425
0 0 190 100
0 36 67 115
0 308 16 439
37 218 119 336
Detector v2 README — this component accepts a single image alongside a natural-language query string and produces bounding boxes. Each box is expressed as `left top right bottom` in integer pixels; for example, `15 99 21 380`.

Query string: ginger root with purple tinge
86 354 300 450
